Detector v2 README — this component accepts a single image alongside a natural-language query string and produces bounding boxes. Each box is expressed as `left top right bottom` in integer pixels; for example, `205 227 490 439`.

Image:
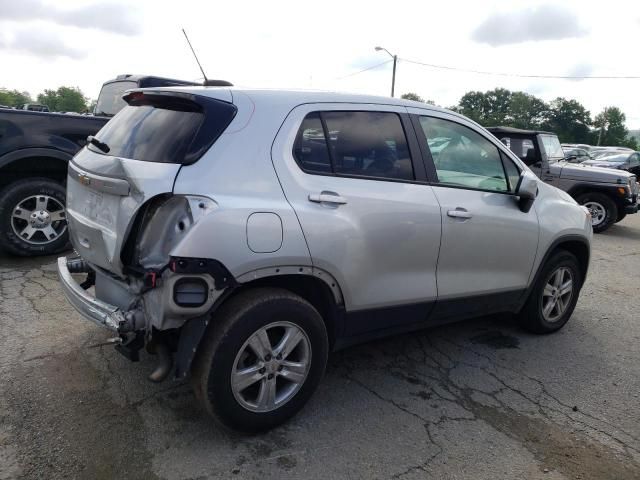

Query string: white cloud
0 0 140 35
0 0 639 129
0 27 85 59
472 4 588 46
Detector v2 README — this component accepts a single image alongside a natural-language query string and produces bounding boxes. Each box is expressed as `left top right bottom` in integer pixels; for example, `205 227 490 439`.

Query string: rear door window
88 92 237 164
293 111 414 181
293 112 331 173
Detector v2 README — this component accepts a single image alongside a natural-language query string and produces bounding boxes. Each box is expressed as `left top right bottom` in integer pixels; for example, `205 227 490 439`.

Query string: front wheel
0 178 69 256
191 288 328 432
518 250 583 334
576 192 617 233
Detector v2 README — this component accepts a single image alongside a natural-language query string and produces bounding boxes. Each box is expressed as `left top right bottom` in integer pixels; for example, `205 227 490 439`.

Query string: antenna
182 28 208 83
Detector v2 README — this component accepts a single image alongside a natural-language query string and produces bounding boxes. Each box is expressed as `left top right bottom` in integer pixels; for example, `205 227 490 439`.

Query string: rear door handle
308 192 348 205
447 208 472 219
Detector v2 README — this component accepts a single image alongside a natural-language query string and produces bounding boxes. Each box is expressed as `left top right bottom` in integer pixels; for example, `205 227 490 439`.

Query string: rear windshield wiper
87 135 110 153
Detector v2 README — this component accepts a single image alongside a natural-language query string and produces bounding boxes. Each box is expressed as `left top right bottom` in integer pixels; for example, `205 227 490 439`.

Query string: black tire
0 178 69 256
615 211 627 223
575 192 617 233
191 288 328 433
518 250 583 334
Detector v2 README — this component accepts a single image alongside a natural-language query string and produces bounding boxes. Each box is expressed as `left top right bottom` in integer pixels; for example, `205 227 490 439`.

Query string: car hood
552 161 632 183
581 160 625 169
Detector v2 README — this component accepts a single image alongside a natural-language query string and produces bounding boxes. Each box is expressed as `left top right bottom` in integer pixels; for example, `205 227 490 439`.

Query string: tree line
0 86 93 113
401 89 638 150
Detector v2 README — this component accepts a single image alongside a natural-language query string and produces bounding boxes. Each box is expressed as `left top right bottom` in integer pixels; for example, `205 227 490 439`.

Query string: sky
0 0 639 128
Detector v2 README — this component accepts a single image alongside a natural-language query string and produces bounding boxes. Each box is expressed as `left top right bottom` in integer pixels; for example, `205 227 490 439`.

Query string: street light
375 46 397 97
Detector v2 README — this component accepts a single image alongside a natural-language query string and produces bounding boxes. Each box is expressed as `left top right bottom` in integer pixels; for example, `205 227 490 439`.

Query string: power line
400 57 640 80
335 59 392 80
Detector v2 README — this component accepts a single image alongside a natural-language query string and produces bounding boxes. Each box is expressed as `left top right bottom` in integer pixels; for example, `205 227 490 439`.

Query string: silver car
58 88 592 432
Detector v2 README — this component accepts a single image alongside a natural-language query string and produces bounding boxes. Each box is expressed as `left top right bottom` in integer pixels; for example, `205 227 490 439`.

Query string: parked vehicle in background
563 147 592 163
19 103 49 112
0 74 203 256
591 148 632 159
582 152 640 176
58 88 592 432
562 143 592 152
488 127 638 232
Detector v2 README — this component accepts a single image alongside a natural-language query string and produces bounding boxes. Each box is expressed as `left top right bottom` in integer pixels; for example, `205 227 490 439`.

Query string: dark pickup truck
0 75 201 256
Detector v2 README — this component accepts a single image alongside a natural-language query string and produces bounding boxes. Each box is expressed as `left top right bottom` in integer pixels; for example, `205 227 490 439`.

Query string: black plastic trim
169 256 236 290
517 234 591 311
172 277 209 308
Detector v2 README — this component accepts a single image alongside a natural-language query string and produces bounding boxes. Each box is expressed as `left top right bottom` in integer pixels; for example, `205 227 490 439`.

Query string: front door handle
308 192 348 205
447 208 472 219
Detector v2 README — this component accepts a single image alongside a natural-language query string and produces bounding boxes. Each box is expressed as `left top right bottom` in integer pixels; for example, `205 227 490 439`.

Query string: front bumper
57 257 123 332
624 202 639 214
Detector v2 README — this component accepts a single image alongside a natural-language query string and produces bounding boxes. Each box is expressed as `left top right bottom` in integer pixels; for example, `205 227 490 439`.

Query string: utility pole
391 55 397 97
375 46 398 97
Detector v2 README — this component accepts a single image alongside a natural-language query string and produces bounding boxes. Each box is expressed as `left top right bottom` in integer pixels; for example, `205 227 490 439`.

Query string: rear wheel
576 192 617 233
191 288 328 432
0 178 69 256
518 250 582 334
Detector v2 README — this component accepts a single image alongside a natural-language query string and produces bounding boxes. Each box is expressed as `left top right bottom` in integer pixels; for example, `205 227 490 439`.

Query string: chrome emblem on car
79 174 91 186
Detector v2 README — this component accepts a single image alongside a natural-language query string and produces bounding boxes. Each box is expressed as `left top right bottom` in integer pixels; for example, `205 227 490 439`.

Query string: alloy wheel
10 195 67 245
231 321 311 413
541 266 574 323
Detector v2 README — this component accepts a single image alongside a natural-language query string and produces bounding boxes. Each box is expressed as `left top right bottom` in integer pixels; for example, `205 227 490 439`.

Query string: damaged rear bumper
57 257 124 332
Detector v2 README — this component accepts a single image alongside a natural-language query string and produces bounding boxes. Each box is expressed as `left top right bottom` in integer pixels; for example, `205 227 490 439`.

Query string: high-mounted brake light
124 91 145 104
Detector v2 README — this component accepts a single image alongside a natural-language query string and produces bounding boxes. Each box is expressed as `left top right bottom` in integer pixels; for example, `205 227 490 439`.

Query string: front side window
292 111 414 181
420 116 509 192
629 154 639 166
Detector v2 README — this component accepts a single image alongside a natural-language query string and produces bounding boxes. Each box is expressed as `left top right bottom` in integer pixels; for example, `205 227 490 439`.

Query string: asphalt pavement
1 215 639 480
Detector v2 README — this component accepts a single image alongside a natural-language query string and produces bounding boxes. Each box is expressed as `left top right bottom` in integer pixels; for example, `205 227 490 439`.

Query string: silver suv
58 88 592 432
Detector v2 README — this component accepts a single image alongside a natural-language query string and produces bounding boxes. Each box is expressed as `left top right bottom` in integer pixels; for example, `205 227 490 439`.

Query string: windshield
94 80 137 116
540 134 564 161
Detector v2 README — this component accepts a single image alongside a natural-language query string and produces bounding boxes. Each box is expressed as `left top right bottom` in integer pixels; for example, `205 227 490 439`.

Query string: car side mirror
515 170 538 213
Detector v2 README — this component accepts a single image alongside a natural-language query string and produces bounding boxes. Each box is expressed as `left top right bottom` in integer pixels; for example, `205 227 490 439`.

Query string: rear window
88 92 237 164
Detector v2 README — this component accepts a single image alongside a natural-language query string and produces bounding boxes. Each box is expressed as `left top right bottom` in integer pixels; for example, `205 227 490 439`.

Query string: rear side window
293 113 331 173
88 92 237 164
293 111 414 181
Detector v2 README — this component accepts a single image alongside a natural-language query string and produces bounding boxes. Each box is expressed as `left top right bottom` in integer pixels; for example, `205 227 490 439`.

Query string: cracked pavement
1 216 640 479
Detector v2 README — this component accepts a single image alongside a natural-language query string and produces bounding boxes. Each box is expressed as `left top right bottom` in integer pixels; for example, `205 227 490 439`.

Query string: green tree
507 92 548 129
0 88 33 107
542 98 592 143
401 92 424 102
400 93 436 105
593 106 630 146
456 88 512 126
37 86 88 112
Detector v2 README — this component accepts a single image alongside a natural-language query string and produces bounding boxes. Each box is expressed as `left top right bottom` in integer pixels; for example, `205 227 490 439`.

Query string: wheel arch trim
0 148 73 170
519 234 590 311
